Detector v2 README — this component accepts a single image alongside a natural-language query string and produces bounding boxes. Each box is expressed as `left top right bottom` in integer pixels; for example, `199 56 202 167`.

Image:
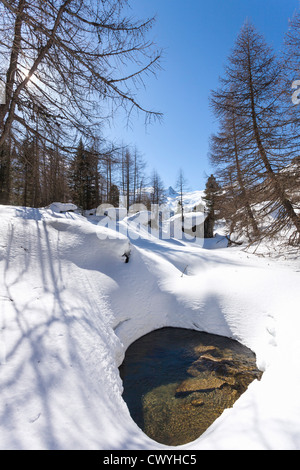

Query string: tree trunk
204 214 214 238
232 113 259 238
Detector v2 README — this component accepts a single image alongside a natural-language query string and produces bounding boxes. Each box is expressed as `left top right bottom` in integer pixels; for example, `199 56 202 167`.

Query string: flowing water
119 327 262 446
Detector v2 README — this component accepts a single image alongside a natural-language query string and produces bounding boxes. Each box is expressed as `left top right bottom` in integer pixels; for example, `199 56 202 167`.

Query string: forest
0 1 299 247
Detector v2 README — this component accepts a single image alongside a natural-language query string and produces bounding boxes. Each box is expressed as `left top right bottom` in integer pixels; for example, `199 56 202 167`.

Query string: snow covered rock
48 202 78 213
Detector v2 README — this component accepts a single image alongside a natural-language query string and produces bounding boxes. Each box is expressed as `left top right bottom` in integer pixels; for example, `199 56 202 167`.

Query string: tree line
0 128 168 211
0 0 164 210
208 13 300 246
69 138 166 212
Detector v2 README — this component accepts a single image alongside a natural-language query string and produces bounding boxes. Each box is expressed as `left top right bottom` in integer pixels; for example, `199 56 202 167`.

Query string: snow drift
0 204 300 450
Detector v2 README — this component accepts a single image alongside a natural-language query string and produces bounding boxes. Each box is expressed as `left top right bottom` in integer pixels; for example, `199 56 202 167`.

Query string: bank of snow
0 205 299 450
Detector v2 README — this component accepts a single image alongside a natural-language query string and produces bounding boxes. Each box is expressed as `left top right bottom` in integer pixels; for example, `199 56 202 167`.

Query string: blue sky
104 0 300 191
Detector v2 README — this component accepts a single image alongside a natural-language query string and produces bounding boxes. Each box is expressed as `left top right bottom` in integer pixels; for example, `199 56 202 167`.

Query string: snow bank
47 202 78 213
96 205 127 220
0 205 299 450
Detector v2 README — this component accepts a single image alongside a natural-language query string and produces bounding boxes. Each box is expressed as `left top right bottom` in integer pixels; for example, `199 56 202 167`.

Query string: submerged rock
175 375 226 397
188 354 233 376
193 345 217 355
120 327 263 446
190 398 204 407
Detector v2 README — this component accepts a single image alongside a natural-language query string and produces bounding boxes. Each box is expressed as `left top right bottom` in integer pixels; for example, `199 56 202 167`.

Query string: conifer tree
203 174 220 238
210 21 300 243
209 99 260 241
176 169 188 224
69 139 99 211
150 169 165 206
108 184 120 208
282 10 300 178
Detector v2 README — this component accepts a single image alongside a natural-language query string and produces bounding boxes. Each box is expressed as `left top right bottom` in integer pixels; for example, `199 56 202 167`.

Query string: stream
119 327 262 446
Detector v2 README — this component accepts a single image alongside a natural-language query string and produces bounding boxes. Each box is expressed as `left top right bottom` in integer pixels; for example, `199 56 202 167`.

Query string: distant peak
167 186 178 196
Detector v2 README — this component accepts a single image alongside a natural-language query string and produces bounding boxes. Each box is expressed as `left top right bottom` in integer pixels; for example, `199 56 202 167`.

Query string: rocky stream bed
119 328 263 446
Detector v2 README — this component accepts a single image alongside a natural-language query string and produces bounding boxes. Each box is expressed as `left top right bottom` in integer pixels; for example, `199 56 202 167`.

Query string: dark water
119 327 262 446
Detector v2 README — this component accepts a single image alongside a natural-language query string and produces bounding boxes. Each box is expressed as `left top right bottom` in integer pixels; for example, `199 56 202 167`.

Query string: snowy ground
0 204 300 450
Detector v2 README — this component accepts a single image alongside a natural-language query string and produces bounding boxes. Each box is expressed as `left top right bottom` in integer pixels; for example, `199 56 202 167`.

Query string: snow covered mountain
163 187 206 214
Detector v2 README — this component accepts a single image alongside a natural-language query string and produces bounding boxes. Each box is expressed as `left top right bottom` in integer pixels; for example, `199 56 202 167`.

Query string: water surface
119 327 262 446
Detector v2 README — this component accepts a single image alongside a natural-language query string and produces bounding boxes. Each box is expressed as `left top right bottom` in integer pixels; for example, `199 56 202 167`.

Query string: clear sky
104 0 300 191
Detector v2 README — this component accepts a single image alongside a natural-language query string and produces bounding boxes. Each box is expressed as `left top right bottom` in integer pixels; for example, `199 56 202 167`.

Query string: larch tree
210 21 300 244
131 147 147 205
150 169 165 206
0 136 11 203
284 10 300 81
209 98 260 241
101 144 120 205
281 9 300 203
121 148 132 211
176 168 188 224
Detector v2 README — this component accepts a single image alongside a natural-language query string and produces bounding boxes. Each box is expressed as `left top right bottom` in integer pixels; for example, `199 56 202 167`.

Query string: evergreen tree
203 174 220 238
69 139 100 211
69 139 85 210
108 184 120 208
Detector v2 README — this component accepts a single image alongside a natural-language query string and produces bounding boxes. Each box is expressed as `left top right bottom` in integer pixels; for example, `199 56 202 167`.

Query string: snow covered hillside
134 186 206 216
0 204 300 450
163 187 206 214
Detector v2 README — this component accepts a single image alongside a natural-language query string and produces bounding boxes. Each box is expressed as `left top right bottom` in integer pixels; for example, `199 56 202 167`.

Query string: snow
0 203 300 450
164 188 206 214
47 202 78 213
